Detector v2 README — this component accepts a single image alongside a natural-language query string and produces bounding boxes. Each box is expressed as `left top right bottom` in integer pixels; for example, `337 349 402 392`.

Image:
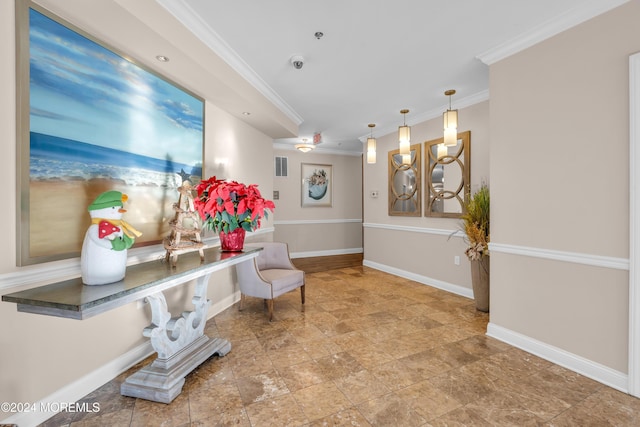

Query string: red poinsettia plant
193 176 275 233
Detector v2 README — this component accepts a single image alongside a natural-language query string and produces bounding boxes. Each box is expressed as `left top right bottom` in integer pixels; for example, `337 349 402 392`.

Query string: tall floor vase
470 256 490 312
219 228 246 252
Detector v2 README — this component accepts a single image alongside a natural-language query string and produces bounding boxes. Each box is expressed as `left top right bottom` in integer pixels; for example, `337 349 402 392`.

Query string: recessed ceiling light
156 55 170 62
242 111 251 116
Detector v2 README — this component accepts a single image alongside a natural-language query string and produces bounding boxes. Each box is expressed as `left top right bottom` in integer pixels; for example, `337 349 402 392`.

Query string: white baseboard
208 290 241 320
487 322 628 393
363 259 474 299
290 247 363 259
1 340 153 427
1 291 243 427
361 259 629 394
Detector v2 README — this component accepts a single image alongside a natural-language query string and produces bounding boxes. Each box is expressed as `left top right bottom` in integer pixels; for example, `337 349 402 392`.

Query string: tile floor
42 266 640 426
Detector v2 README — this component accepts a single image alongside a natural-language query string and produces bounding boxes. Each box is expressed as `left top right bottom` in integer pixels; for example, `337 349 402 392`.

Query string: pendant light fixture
398 109 411 165
443 89 458 146
366 123 377 164
437 144 448 159
295 138 314 153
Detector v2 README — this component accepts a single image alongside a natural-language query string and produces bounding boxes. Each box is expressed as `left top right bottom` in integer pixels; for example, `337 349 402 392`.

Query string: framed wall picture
301 163 332 207
424 131 471 218
388 144 421 216
15 1 204 265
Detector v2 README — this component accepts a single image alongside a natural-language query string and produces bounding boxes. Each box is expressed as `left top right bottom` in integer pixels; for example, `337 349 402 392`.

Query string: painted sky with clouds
28 8 203 166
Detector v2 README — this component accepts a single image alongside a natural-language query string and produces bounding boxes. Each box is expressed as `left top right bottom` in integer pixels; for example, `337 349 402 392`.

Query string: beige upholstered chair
235 242 305 321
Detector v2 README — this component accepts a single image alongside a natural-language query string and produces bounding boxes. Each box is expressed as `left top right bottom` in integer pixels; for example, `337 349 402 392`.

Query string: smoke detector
290 55 304 70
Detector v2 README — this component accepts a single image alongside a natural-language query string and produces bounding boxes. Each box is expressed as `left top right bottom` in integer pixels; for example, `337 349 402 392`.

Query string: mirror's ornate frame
424 131 471 218
388 144 421 216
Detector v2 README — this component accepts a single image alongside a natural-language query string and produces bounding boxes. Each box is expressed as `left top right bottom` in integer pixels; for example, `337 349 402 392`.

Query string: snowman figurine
81 190 142 285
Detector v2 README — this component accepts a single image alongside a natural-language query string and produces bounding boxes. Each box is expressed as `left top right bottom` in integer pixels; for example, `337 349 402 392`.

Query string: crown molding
477 0 630 65
155 0 303 125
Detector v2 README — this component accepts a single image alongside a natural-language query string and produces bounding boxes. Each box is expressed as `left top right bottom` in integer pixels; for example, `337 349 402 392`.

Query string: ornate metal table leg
121 273 231 403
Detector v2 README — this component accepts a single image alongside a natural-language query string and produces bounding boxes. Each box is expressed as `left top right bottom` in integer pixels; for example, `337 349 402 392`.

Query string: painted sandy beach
28 179 183 257
24 8 204 261
27 133 202 259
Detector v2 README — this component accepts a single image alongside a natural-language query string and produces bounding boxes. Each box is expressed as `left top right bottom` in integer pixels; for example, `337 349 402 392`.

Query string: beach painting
18 5 204 264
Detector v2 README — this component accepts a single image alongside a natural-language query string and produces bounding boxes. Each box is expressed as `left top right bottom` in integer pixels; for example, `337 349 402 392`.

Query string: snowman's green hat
88 191 128 211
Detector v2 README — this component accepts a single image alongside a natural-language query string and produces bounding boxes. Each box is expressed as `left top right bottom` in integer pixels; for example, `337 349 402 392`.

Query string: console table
2 247 260 403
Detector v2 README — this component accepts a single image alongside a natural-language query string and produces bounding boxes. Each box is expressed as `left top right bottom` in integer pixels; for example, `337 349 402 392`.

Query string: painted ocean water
30 132 202 186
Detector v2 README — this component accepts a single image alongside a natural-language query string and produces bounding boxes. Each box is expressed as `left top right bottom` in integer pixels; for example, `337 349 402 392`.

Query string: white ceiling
157 0 628 154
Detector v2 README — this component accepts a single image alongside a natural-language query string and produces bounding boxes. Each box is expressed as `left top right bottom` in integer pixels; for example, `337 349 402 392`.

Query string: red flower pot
219 228 246 252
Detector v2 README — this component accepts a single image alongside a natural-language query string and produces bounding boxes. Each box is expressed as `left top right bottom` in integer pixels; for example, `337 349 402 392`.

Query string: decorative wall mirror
424 131 470 218
388 144 421 216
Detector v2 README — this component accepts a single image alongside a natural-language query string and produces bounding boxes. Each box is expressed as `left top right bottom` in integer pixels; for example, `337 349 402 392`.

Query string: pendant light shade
443 90 458 146
367 145 376 164
398 109 411 157
398 128 410 154
444 125 457 146
366 123 377 164
437 143 448 159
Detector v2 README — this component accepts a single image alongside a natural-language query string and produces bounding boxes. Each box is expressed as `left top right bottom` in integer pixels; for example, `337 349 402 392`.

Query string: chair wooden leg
300 285 305 305
267 299 274 322
239 293 245 311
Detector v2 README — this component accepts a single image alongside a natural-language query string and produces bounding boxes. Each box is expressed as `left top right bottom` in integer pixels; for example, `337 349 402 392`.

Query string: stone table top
2 247 260 319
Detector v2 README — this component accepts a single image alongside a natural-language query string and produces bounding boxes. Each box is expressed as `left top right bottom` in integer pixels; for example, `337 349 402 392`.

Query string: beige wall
363 101 490 294
273 149 363 255
489 0 640 373
2 0 638 420
0 3 275 420
0 0 16 269
0 0 361 419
